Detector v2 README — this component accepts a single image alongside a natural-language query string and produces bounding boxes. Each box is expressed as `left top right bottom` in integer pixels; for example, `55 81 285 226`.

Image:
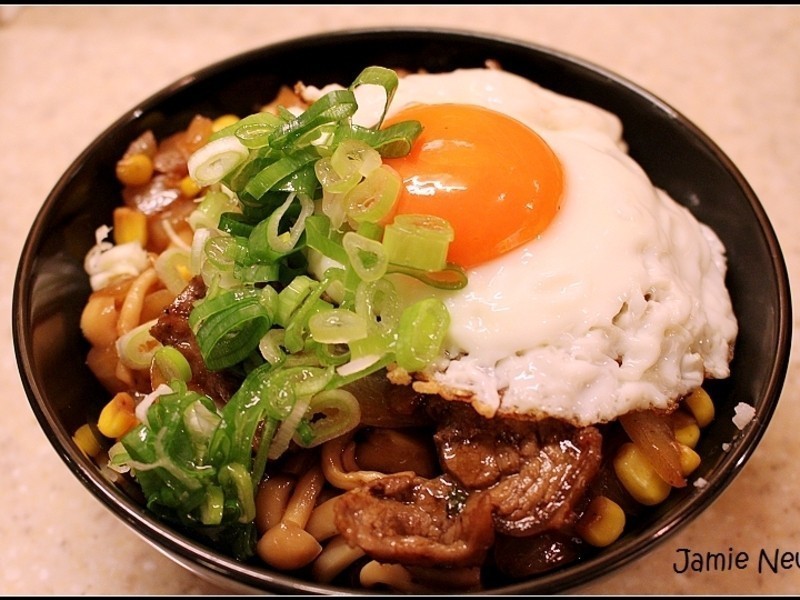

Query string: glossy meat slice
431 400 603 536
333 398 603 567
334 473 496 567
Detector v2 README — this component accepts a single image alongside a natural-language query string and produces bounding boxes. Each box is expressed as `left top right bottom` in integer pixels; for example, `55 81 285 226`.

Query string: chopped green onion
293 389 361 449
320 188 348 230
107 441 131 473
116 319 161 370
199 485 225 526
383 214 455 272
304 214 348 265
282 277 334 353
344 164 401 224
189 287 263 330
153 345 192 383
354 278 401 337
275 275 318 327
348 66 399 128
345 334 391 368
343 231 387 282
268 393 312 460
356 220 383 241
277 162 319 198
188 136 250 187
154 247 192 295
331 139 382 179
183 398 222 463
333 121 423 158
387 262 468 290
192 292 273 370
258 328 287 366
268 89 358 150
204 235 245 270
250 418 277 487
234 261 280 286
115 66 472 558
395 297 450 372
313 341 351 367
331 352 394 387
315 156 361 195
219 462 256 524
232 112 282 149
243 148 319 201
265 192 314 255
188 190 241 231
308 308 368 344
218 212 255 238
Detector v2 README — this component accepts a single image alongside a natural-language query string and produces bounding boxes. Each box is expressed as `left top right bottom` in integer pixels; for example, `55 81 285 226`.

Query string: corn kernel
211 113 240 132
576 495 626 547
678 443 702 476
671 410 701 449
179 175 202 198
113 206 148 246
115 152 154 187
685 387 715 428
73 423 103 457
613 442 672 505
97 392 138 439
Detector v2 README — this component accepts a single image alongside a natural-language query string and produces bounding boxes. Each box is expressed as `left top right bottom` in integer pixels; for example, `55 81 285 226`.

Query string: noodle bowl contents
74 64 737 592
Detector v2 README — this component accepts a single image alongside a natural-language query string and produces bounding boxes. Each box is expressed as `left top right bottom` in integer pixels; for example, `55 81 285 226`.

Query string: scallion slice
343 231 387 282
268 89 358 150
154 247 192 295
243 148 319 200
333 121 423 158
153 345 192 383
292 389 361 449
344 164 401 225
191 290 274 370
383 214 455 272
348 65 399 128
188 136 250 187
387 262 468 290
232 112 282 149
265 192 314 255
116 319 161 370
315 156 361 195
304 214 348 265
308 308 368 344
394 297 450 373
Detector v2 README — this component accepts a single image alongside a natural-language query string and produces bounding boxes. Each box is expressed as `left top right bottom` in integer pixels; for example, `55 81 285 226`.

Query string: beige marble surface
2 5 799 596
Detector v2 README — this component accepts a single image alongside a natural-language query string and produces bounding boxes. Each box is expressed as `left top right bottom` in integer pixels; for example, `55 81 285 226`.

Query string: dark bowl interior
13 27 792 594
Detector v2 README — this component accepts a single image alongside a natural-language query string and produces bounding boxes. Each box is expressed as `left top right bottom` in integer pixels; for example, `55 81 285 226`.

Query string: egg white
305 68 738 426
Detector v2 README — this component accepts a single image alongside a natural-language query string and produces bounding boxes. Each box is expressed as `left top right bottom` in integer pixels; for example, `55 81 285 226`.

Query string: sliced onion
619 409 686 488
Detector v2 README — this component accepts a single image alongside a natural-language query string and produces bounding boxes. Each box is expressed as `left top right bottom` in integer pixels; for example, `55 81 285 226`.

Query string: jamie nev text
673 547 800 574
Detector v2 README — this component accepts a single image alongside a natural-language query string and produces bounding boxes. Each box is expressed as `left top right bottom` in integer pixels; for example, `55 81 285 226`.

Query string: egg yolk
383 103 563 268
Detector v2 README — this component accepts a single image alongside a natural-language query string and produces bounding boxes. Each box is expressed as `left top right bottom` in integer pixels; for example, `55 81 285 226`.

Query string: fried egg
305 67 738 426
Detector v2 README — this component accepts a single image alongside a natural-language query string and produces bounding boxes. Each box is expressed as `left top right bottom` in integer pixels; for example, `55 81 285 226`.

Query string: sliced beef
432 400 603 536
334 473 496 568
334 398 604 568
149 276 240 403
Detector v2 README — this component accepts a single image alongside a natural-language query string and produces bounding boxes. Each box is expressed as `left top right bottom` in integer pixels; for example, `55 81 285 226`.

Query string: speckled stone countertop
2 5 799 596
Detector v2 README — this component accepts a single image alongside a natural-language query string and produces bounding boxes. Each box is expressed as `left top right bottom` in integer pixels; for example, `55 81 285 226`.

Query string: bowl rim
12 25 793 595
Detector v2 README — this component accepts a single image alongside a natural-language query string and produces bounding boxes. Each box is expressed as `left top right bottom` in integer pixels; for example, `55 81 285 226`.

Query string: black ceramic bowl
13 28 792 594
